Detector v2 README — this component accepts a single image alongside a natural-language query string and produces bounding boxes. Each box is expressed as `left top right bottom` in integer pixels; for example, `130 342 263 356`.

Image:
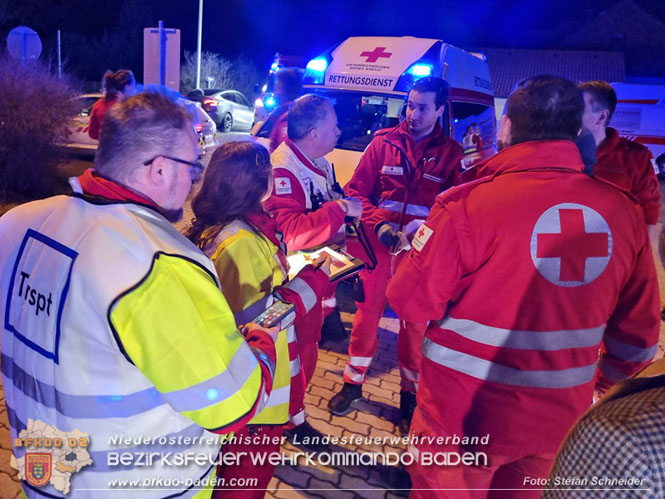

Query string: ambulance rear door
442 45 496 169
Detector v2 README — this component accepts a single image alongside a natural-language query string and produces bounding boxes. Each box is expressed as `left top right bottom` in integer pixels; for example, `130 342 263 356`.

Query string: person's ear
599 109 610 127
436 104 445 118
146 156 169 187
498 114 512 145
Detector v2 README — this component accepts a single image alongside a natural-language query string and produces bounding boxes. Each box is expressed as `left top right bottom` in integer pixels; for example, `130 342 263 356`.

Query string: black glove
375 222 400 248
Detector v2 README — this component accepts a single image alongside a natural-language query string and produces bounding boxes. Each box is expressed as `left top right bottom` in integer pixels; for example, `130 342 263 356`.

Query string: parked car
62 93 217 156
187 89 254 132
63 93 100 155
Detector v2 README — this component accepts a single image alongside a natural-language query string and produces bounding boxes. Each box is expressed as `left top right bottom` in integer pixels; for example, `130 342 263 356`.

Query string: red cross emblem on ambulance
360 47 393 63
530 203 612 287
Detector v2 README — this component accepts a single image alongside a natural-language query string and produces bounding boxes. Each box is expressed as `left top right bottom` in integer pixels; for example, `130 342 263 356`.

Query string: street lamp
196 0 203 90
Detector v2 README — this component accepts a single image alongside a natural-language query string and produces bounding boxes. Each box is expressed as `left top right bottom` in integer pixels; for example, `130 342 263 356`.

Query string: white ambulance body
610 83 665 175
253 36 497 186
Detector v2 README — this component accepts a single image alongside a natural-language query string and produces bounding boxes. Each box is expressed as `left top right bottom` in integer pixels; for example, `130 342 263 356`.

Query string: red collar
471 141 584 178
598 127 620 153
77 169 157 206
285 139 326 177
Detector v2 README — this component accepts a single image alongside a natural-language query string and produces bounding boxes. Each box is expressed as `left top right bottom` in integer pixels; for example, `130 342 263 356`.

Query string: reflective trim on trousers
161 349 258 413
604 336 658 363
378 199 431 217
290 357 302 377
437 316 606 351
344 364 365 383
285 277 318 313
233 295 273 326
290 409 306 427
423 338 597 388
322 296 337 308
349 355 373 367
401 379 419 393
400 366 420 382
2 354 164 419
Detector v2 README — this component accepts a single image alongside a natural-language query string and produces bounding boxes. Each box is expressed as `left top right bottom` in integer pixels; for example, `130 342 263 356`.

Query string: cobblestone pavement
266 283 411 499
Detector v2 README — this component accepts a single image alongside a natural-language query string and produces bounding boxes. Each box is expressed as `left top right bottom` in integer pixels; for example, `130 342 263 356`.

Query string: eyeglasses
143 155 204 183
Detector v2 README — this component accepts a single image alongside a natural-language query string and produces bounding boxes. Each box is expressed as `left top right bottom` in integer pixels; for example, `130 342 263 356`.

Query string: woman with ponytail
186 141 332 498
88 69 136 140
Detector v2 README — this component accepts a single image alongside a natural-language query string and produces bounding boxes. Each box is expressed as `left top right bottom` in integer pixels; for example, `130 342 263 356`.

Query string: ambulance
610 83 665 176
252 36 497 186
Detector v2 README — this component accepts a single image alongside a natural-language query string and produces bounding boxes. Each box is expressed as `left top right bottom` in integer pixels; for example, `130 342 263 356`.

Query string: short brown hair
411 77 449 109
506 75 583 145
94 91 194 183
578 80 617 123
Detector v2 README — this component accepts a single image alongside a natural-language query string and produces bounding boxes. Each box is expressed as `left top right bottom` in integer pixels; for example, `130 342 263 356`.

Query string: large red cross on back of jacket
537 208 609 282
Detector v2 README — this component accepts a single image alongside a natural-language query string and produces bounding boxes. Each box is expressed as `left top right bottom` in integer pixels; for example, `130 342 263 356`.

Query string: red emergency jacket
88 95 119 140
594 127 661 225
264 140 345 251
268 103 290 152
345 120 462 249
387 140 660 455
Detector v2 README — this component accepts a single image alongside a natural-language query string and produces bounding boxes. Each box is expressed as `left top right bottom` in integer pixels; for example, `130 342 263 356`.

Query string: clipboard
287 244 365 282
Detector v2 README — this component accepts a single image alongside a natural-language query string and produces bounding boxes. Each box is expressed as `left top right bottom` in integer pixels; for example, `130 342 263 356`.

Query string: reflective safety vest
205 219 316 425
0 195 268 498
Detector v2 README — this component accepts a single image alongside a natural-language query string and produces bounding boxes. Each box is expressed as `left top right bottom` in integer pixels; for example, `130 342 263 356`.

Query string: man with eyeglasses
0 91 279 498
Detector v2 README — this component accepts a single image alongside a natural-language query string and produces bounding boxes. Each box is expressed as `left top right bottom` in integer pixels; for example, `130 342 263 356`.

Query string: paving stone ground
265 282 412 498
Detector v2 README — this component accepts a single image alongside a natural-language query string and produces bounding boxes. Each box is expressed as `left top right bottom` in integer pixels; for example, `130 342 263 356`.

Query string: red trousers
288 295 324 427
407 410 555 499
343 248 427 392
214 424 283 498
287 340 318 428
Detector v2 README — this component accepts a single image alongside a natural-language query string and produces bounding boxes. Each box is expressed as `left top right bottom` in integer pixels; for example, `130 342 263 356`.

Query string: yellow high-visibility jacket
203 218 323 425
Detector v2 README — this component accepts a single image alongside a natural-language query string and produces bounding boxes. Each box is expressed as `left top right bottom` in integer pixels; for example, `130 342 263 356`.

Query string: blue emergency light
304 57 329 84
265 95 276 109
306 57 328 72
395 61 437 92
408 63 433 77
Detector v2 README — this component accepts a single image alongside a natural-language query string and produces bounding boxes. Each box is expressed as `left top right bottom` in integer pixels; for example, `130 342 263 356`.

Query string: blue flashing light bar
304 57 328 85
265 95 276 109
408 63 433 77
306 57 328 73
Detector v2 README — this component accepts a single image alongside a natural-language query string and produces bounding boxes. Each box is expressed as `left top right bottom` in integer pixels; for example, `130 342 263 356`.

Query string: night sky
2 0 662 80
